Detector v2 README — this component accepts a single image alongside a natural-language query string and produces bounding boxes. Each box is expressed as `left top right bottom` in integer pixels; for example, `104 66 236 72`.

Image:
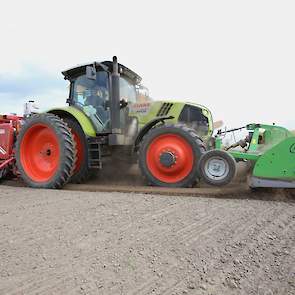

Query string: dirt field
0 185 294 295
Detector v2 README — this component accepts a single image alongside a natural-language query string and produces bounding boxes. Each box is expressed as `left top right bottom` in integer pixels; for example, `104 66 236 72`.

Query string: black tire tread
139 123 206 188
62 117 93 184
15 113 75 189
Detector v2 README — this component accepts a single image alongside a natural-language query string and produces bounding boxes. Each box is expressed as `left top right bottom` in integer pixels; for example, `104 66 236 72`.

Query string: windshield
72 71 110 124
71 72 139 130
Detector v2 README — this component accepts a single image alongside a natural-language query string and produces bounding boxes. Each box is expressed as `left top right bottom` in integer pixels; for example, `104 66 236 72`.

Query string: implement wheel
198 150 237 186
139 124 206 187
16 114 75 189
63 118 92 183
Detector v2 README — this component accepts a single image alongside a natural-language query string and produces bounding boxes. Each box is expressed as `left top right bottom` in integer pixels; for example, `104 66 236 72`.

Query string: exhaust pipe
110 56 121 134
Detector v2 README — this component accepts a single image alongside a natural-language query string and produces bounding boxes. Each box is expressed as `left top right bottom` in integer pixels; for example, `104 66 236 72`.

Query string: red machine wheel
63 118 92 183
139 124 206 187
20 124 60 182
146 134 194 183
16 114 75 189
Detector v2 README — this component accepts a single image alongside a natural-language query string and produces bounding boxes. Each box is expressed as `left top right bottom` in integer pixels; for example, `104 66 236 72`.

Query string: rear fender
47 106 97 137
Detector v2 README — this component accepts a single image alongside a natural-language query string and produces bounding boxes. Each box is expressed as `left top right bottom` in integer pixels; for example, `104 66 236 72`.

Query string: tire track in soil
63 202 236 295
195 206 295 294
0 193 193 251
129 203 276 295
0 195 230 294
9 208 290 293
224 212 295 293
130 204 290 295
1 186 294 295
237 219 295 295
2 199 238 295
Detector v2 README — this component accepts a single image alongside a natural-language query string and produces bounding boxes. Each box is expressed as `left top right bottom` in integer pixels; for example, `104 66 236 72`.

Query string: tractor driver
85 86 109 123
75 84 109 123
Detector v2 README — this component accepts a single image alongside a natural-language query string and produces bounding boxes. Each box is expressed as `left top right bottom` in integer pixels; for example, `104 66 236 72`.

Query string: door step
87 138 102 169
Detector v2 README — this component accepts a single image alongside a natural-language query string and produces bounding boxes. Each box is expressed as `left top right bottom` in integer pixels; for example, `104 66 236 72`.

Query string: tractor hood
62 61 142 84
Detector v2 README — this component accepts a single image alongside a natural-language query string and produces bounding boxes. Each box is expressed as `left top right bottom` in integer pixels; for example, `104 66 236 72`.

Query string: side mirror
86 64 96 80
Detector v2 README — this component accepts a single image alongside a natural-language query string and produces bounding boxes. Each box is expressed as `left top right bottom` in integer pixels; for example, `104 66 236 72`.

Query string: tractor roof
62 61 142 84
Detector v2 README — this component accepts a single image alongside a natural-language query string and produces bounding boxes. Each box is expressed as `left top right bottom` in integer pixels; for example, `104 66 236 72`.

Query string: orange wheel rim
72 130 84 174
20 124 60 182
146 133 194 183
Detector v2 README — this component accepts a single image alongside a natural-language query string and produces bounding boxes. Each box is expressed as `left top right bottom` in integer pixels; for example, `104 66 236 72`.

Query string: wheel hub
40 144 53 157
159 151 176 167
206 157 229 179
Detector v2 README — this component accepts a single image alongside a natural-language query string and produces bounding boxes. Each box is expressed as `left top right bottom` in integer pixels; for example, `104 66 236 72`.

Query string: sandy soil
0 185 294 295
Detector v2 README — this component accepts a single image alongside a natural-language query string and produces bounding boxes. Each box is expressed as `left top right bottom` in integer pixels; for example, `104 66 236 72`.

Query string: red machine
0 115 22 179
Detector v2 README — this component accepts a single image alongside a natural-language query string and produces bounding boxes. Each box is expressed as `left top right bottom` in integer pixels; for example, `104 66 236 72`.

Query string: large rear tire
16 114 75 189
63 118 92 184
139 124 206 187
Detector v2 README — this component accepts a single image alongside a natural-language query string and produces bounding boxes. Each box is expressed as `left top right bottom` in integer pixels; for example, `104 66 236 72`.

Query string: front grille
157 103 173 116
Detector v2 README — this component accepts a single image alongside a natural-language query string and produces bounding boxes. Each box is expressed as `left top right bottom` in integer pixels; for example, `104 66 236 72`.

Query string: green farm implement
198 123 295 188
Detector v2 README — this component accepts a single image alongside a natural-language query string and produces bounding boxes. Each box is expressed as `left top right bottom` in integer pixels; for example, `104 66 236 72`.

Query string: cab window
120 77 136 103
71 71 110 124
179 105 210 136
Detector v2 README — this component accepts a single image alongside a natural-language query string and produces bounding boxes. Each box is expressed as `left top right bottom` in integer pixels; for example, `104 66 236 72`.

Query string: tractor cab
62 61 148 134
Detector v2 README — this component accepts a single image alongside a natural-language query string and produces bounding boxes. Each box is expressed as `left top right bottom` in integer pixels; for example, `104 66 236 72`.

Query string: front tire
16 114 75 189
139 124 206 187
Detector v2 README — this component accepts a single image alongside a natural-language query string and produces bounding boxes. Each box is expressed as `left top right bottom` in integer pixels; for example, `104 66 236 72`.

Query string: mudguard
47 106 98 137
134 115 174 151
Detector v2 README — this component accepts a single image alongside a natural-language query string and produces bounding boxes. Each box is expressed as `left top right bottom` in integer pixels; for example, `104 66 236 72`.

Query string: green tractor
15 56 213 189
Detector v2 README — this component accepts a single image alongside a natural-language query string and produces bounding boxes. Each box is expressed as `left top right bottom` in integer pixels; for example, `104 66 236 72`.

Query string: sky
0 0 294 129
